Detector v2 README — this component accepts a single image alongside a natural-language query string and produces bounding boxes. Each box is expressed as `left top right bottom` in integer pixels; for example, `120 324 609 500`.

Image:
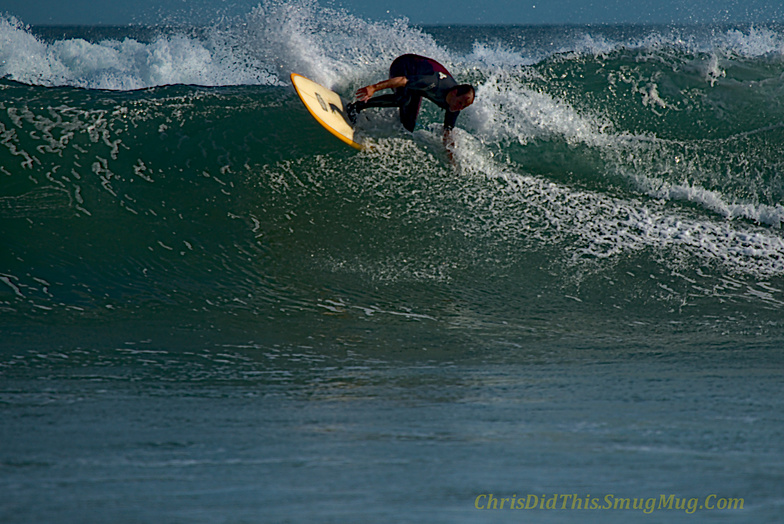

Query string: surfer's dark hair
453 84 475 98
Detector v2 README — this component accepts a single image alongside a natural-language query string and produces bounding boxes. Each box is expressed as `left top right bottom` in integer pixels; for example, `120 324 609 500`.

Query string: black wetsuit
351 54 460 132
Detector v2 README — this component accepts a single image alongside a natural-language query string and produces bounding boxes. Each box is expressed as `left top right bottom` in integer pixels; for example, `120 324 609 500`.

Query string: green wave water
2 42 783 340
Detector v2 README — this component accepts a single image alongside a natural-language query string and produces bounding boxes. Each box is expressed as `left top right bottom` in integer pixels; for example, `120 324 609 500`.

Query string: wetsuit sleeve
444 110 460 131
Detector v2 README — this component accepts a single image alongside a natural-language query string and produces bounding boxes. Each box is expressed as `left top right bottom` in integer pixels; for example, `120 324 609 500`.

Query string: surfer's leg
346 93 404 124
347 92 420 131
398 94 422 132
356 93 401 109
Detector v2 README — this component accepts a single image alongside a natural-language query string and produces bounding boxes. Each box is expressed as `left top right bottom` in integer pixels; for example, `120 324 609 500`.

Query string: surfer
346 54 475 148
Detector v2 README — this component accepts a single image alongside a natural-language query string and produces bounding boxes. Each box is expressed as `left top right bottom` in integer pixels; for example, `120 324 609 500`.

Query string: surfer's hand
355 85 375 102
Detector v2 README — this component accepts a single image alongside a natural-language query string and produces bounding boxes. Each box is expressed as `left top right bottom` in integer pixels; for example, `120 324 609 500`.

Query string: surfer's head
446 84 475 112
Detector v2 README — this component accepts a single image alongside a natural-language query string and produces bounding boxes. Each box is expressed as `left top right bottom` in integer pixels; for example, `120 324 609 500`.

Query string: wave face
2 3 784 347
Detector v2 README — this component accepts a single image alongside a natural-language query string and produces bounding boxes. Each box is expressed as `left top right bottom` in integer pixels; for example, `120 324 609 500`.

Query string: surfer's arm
354 76 408 101
443 110 459 160
443 128 456 164
443 128 454 145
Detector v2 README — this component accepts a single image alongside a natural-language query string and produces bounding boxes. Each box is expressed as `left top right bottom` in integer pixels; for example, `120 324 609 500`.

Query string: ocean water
2 1 784 522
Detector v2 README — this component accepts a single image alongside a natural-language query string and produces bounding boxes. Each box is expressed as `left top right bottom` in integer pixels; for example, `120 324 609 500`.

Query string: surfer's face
446 89 474 112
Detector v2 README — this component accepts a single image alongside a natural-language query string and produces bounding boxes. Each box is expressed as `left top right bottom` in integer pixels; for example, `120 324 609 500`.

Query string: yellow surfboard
291 73 363 150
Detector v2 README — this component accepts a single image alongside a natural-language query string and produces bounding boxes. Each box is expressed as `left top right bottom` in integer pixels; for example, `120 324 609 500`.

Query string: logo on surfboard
315 93 328 112
315 92 341 115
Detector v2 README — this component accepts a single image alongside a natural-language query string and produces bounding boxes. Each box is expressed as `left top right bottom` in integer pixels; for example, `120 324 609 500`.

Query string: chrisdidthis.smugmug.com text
474 493 744 514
